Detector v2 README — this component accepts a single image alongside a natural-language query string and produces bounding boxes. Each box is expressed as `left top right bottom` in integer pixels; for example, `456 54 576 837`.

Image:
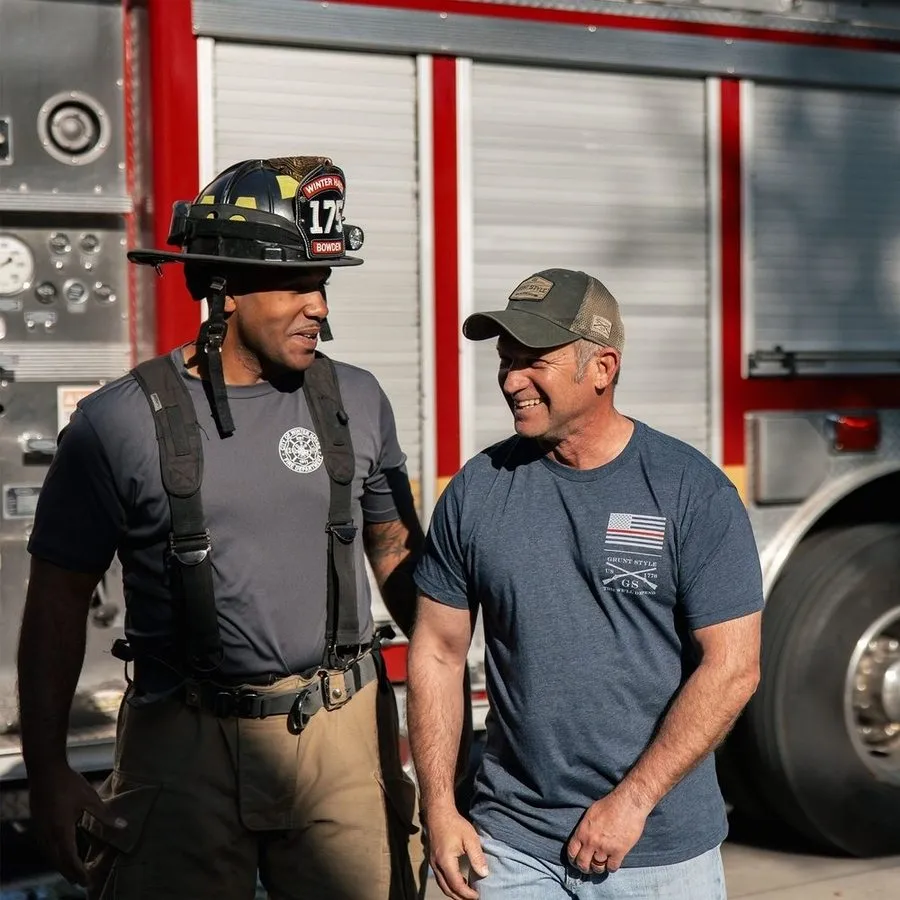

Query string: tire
728 523 900 856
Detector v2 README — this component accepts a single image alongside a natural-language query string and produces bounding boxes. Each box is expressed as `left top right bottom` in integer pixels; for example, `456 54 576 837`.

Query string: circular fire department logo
278 426 323 474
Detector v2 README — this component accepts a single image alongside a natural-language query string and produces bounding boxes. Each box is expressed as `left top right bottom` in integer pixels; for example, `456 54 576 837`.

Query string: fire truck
1 0 898 860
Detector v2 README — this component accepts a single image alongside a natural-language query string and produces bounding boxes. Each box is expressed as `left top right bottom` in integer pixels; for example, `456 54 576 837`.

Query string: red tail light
831 414 880 453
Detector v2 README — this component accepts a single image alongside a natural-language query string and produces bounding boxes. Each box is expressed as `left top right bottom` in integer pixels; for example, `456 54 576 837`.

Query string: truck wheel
734 523 900 856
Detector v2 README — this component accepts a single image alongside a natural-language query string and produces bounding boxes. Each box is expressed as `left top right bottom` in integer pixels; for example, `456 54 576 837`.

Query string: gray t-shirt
414 420 763 867
29 350 407 683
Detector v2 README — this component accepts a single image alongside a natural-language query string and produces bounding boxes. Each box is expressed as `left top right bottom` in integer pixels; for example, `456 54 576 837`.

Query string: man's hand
29 764 127 885
426 806 489 900
566 789 650 875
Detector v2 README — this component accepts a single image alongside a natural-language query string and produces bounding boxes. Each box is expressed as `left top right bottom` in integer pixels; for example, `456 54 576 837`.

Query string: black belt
180 651 379 729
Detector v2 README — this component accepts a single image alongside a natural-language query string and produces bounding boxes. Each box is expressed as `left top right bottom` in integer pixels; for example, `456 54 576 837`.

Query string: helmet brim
127 249 364 269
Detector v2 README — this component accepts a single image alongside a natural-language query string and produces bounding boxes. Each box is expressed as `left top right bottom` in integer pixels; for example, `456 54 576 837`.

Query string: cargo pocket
80 771 161 900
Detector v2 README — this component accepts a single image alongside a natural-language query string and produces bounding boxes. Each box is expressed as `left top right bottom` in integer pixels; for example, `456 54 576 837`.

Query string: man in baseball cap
463 267 625 355
409 267 762 900
460 268 626 444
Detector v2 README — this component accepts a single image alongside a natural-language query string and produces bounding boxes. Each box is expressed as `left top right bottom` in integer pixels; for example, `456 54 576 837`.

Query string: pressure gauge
0 234 35 297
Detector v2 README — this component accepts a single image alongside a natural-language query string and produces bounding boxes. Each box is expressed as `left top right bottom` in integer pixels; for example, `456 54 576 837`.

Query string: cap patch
510 275 554 301
590 316 612 340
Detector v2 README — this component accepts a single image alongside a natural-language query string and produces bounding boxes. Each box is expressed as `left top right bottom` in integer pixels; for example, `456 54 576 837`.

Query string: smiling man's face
496 334 599 443
226 267 332 373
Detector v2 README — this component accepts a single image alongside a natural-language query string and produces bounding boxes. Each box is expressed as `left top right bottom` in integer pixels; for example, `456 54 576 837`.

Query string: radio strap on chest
129 351 360 678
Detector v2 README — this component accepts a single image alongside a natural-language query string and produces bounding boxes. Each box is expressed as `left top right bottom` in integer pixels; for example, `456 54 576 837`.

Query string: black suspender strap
302 353 360 667
132 355 223 675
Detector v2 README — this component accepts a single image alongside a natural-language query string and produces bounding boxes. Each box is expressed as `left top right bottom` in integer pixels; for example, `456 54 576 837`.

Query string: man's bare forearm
364 517 424 637
615 662 758 812
407 637 466 814
17 559 99 773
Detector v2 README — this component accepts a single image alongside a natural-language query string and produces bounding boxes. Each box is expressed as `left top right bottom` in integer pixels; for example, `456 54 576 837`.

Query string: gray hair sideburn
573 339 620 386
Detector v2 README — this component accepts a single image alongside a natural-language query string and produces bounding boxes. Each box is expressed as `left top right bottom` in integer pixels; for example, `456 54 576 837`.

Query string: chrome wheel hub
845 606 900 784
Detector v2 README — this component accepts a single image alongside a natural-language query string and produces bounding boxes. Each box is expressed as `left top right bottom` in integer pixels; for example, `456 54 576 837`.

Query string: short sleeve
413 473 470 611
678 484 764 629
27 408 124 573
360 384 408 524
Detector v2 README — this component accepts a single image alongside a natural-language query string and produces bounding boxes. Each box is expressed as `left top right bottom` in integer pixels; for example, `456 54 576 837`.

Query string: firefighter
17 157 425 900
408 269 763 900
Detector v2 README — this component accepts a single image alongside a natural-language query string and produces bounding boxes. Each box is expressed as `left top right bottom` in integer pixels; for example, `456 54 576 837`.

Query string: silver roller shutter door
212 43 423 483
749 85 900 373
469 63 710 455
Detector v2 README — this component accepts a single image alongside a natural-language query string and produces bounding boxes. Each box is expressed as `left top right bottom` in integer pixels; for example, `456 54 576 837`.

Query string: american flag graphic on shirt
604 513 667 553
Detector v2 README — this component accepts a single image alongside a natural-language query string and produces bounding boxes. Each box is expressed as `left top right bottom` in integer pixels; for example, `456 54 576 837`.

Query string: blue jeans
472 832 727 900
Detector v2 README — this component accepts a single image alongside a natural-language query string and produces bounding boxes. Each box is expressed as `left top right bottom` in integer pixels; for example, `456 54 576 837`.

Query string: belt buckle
323 671 350 710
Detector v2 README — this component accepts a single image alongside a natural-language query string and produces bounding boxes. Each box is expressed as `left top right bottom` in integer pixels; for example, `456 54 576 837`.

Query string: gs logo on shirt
603 555 660 595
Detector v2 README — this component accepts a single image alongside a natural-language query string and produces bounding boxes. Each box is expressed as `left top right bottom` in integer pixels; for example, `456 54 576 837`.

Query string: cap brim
462 309 577 348
127 249 364 269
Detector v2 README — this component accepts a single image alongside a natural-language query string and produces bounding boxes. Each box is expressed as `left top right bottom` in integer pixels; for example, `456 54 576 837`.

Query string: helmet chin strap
197 276 235 437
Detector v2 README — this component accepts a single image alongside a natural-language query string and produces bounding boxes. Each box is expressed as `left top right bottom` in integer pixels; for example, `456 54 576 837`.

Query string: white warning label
57 384 101 434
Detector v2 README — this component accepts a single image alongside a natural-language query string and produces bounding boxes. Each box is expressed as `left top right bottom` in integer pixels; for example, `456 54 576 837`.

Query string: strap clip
203 320 227 351
169 530 211 566
327 522 357 545
235 691 264 718
209 689 265 718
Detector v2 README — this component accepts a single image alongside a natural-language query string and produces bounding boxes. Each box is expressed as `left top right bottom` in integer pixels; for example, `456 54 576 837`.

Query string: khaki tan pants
81 663 425 900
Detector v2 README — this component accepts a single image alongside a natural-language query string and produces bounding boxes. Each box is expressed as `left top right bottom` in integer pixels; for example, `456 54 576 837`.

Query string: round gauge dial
0 234 36 297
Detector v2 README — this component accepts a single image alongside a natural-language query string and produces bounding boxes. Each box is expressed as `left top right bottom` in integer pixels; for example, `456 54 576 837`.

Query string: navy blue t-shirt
414 420 763 867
